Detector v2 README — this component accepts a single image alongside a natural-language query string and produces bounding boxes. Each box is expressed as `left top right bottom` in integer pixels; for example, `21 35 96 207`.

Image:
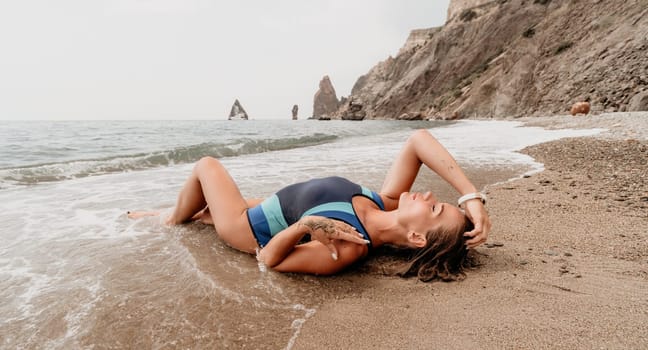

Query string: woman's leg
167 156 258 253
127 207 211 223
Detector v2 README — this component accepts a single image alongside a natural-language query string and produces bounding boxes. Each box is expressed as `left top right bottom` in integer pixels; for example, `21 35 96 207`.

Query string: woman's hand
299 216 370 260
462 200 492 249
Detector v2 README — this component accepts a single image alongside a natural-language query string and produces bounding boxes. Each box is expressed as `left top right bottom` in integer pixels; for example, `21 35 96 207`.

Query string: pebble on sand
570 101 591 116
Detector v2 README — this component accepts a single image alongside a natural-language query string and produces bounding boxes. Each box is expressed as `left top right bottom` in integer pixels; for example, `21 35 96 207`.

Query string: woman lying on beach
129 129 491 282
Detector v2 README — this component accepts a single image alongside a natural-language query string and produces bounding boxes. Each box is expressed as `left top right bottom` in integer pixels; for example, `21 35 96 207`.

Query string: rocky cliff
340 0 648 119
446 0 493 22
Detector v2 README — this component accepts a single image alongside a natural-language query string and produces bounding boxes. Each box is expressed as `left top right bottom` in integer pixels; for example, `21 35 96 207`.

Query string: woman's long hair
396 216 474 282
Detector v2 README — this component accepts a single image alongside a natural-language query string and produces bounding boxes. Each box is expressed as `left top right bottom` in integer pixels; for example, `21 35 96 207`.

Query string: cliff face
446 0 493 22
341 0 648 119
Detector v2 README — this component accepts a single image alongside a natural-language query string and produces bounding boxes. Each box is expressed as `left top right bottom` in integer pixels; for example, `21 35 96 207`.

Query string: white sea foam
285 304 317 350
432 120 603 167
256 248 268 273
62 280 104 341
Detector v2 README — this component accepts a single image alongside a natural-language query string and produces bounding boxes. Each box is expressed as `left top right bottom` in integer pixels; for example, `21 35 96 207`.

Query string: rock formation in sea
339 98 366 121
339 0 648 119
228 99 249 120
312 76 340 119
292 105 299 120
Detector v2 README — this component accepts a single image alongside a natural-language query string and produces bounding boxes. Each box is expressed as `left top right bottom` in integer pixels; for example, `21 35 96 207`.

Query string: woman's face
397 191 465 236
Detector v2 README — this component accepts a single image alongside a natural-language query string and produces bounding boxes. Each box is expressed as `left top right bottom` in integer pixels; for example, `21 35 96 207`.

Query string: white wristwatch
458 192 487 207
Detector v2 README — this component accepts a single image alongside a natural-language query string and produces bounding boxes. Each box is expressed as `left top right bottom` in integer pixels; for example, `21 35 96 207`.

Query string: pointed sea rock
312 76 339 119
292 104 299 120
229 99 249 120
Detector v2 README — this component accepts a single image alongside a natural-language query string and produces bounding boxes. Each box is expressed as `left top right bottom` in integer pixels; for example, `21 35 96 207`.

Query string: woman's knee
194 156 222 174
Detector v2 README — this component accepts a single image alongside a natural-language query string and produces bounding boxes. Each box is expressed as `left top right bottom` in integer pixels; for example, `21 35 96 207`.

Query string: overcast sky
0 0 450 120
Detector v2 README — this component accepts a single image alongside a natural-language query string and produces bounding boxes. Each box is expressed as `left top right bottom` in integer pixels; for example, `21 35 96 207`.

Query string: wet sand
293 112 648 349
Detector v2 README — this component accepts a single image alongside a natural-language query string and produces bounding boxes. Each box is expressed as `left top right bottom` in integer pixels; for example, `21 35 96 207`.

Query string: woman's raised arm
380 129 491 248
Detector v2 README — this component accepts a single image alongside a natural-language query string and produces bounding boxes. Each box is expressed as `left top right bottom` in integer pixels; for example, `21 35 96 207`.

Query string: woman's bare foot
191 207 214 225
127 211 161 219
197 210 214 225
128 210 178 225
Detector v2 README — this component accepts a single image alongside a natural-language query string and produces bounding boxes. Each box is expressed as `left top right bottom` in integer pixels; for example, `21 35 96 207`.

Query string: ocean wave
0 134 338 188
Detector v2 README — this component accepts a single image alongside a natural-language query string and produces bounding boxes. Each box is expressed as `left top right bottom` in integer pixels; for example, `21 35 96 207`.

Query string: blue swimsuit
246 176 385 248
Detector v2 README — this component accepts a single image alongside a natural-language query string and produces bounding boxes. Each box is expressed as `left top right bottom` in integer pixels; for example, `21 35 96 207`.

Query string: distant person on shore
128 129 491 282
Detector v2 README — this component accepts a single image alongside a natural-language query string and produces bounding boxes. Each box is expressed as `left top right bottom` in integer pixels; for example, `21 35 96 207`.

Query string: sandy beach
293 112 648 349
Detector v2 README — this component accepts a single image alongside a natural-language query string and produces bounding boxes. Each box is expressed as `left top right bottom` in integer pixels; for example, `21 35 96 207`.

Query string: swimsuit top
246 176 385 248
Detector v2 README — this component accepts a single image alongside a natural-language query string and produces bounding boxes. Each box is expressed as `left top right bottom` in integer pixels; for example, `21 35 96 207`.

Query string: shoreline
292 112 648 349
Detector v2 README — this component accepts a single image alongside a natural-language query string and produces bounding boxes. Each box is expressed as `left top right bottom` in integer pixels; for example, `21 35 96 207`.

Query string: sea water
0 119 601 349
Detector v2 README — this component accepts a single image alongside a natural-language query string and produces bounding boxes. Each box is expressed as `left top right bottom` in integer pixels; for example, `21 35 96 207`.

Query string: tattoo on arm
301 218 336 236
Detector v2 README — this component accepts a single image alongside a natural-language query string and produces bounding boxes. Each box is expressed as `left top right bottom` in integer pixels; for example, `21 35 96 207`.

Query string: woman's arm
257 216 369 275
270 240 367 275
381 129 491 248
381 129 477 201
